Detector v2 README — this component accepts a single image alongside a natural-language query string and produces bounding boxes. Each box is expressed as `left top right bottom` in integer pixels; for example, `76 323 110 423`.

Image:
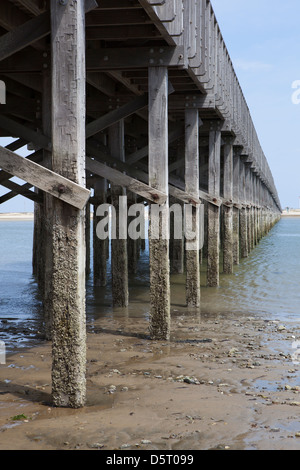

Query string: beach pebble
277 325 286 331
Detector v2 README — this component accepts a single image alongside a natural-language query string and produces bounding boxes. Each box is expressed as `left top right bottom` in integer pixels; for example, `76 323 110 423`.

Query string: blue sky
212 0 300 209
0 0 299 211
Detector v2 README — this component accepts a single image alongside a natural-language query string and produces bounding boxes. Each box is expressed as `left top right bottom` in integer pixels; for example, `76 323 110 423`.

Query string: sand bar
0 313 299 451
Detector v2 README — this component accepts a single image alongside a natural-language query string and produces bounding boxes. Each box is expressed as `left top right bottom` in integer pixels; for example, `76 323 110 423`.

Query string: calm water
0 217 299 352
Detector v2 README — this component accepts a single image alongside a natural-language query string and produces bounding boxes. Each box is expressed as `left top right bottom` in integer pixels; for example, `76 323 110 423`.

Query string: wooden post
42 67 53 341
148 66 170 340
233 147 241 265
223 137 234 274
50 0 87 408
207 122 221 287
109 120 129 307
239 158 248 259
245 162 252 253
93 177 108 287
171 141 185 274
185 108 201 306
86 201 91 276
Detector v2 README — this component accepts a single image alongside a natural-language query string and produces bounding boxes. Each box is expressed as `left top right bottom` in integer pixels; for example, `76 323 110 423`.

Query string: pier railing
139 0 281 211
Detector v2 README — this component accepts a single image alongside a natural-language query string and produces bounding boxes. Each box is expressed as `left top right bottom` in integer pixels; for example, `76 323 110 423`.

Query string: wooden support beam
93 177 108 287
49 0 87 409
109 120 129 308
126 124 184 165
0 182 33 204
86 94 148 138
0 146 90 210
0 0 97 62
0 179 41 203
185 108 201 307
148 66 170 341
86 46 185 71
207 122 221 287
0 115 50 150
222 137 234 274
0 12 50 62
86 156 167 204
232 147 241 265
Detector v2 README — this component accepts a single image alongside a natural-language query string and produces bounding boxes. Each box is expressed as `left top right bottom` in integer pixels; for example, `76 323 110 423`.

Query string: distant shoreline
281 210 300 217
0 212 34 220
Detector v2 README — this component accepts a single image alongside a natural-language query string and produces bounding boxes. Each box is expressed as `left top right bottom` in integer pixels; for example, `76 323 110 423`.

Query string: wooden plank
86 94 148 138
86 46 185 70
0 146 90 209
0 182 33 204
0 0 97 63
0 12 50 62
0 115 51 150
0 180 41 203
86 156 167 204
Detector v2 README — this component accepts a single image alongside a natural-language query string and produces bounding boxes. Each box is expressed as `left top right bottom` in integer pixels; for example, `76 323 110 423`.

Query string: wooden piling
223 137 234 274
148 66 170 340
207 123 221 287
50 0 87 409
109 120 129 308
185 108 201 307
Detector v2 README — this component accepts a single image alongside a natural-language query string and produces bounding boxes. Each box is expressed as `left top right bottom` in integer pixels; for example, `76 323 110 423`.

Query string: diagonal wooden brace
0 146 90 210
86 156 167 204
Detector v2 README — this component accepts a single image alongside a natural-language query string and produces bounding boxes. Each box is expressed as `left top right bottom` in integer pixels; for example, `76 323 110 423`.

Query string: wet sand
0 312 299 450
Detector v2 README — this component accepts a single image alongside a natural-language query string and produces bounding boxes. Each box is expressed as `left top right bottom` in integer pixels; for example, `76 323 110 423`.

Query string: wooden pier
0 0 281 408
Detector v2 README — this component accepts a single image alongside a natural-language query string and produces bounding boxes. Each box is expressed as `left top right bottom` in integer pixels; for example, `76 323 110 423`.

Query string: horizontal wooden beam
86 141 200 207
0 12 50 62
0 146 90 209
86 156 167 204
86 46 185 71
86 94 148 138
169 94 216 110
0 0 97 63
0 182 33 205
0 115 51 149
0 179 41 204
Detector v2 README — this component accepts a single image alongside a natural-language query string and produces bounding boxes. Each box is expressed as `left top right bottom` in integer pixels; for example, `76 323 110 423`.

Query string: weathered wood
50 0 87 409
148 66 170 340
86 157 167 204
239 158 248 258
0 12 50 62
222 137 234 274
185 108 201 307
86 94 148 138
232 147 240 265
0 146 90 210
109 120 129 308
93 177 108 287
207 123 221 287
86 46 184 70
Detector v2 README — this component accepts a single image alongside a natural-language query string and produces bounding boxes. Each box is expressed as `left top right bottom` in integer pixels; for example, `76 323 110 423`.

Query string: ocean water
0 217 299 353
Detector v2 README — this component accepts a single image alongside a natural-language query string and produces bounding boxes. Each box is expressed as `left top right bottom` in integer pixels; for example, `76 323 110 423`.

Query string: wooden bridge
0 0 281 408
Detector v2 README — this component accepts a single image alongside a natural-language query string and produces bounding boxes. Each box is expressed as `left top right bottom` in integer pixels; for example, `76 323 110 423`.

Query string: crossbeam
86 156 167 204
86 46 185 71
0 146 90 209
0 1 98 62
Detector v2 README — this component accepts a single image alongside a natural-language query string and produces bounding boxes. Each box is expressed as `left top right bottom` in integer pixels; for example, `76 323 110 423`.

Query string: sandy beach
0 312 299 451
